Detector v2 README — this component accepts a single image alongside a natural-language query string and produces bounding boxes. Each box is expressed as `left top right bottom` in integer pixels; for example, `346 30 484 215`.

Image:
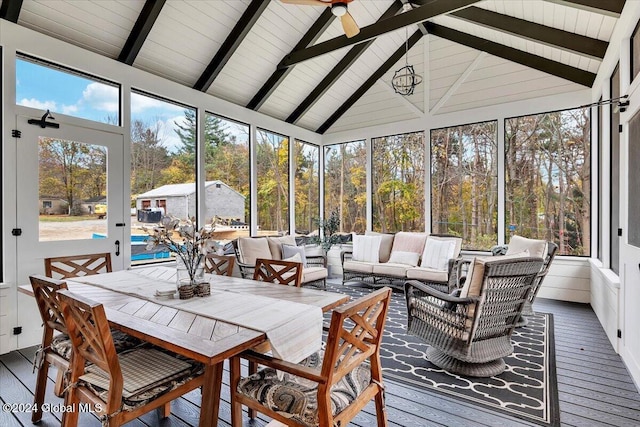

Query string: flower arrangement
143 216 219 284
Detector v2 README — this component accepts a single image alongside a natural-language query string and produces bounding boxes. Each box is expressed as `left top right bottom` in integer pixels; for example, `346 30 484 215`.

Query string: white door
13 115 125 348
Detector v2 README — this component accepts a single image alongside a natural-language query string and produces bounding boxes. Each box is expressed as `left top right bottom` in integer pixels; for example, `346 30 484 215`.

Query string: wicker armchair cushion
421 238 457 270
365 231 395 262
506 235 546 258
282 244 307 267
390 232 428 255
352 234 382 263
388 250 420 266
50 330 142 360
238 237 272 265
460 252 529 299
80 348 204 411
267 235 297 260
236 350 371 427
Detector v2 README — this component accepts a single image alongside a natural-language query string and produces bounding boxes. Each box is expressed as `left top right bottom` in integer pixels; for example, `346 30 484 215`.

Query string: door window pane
39 138 107 241
324 141 366 234
294 140 319 235
16 56 119 125
505 108 591 256
257 129 289 234
431 122 498 250
372 132 425 232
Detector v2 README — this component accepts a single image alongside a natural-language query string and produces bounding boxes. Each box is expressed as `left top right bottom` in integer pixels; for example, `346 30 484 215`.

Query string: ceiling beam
0 0 23 23
118 0 166 65
246 9 334 111
281 0 478 69
425 22 596 87
317 30 424 134
451 6 608 60
286 0 404 124
193 0 270 92
543 0 625 18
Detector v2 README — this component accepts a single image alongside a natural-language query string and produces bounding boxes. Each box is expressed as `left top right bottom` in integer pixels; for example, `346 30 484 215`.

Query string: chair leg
160 402 171 418
247 360 257 419
61 386 80 427
31 360 50 423
374 389 387 427
53 368 66 396
230 357 243 427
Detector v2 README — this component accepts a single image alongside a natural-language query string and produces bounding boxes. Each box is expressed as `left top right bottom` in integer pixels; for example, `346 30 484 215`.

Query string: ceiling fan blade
281 0 331 6
341 12 360 38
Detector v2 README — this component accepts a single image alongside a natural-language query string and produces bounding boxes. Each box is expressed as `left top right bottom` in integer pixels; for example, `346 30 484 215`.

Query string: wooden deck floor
1 295 639 426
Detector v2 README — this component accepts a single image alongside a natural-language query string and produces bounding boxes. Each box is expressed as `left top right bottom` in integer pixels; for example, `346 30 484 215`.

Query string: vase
176 257 206 299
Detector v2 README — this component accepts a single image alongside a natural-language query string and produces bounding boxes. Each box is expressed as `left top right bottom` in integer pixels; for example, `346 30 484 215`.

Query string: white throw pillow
388 251 420 266
420 238 456 271
352 234 382 263
282 244 307 267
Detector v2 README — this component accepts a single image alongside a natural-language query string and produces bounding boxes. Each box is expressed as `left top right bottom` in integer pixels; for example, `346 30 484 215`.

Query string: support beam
451 6 608 60
543 0 625 18
425 22 596 87
431 52 486 114
118 0 166 65
317 30 424 134
280 0 477 68
286 0 404 124
246 9 334 111
0 0 23 23
376 80 425 118
193 0 270 92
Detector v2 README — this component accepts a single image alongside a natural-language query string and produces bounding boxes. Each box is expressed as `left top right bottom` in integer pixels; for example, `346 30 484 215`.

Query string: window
257 128 289 234
372 132 425 232
505 108 591 256
294 140 319 235
42 200 52 209
324 141 366 234
203 113 250 237
610 66 621 268
431 122 498 250
16 55 119 125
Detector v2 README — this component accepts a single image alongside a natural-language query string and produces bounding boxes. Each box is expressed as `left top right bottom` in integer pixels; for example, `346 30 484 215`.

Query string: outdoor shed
136 180 245 223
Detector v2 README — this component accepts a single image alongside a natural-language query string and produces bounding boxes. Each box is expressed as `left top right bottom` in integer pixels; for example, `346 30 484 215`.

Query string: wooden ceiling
0 0 625 134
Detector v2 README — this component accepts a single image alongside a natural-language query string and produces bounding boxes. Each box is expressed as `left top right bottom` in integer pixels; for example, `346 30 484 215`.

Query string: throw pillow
387 250 420 266
282 252 303 263
365 231 394 262
282 244 307 267
421 238 457 271
506 235 546 258
352 234 382 263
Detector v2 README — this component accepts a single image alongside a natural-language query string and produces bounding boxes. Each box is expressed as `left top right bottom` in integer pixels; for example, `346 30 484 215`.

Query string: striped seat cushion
236 351 371 427
50 330 143 360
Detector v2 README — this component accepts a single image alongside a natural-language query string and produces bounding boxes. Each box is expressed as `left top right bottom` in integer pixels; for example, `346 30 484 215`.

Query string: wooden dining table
19 265 349 427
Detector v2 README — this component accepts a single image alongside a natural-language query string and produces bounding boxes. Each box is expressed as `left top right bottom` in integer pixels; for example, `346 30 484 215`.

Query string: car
95 204 107 219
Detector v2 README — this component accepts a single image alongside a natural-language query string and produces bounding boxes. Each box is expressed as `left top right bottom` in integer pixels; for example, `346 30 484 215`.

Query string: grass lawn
39 215 100 222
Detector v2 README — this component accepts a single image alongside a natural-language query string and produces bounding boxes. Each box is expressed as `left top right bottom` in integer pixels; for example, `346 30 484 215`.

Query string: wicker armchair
405 256 544 377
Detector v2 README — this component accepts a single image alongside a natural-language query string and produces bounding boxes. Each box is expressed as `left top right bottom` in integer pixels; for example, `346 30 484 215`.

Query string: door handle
115 240 120 256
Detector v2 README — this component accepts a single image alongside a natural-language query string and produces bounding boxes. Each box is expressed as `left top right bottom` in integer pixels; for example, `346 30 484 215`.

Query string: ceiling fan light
331 3 348 17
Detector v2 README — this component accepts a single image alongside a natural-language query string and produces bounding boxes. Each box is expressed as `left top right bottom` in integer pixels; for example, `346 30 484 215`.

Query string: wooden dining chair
252 258 303 287
204 253 235 276
57 290 205 427
45 252 112 279
29 275 144 423
230 287 392 427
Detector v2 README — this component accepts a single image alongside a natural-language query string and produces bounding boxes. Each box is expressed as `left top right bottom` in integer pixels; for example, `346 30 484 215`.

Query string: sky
16 58 190 153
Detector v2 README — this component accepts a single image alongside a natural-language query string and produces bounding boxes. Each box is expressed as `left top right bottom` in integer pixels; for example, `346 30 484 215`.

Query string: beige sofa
341 231 463 292
233 236 328 289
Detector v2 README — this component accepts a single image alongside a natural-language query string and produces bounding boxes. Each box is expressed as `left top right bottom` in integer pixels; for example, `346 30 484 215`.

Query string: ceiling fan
281 0 360 38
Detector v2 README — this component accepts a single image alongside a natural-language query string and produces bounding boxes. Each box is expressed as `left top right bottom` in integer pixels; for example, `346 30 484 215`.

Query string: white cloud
157 115 188 153
131 93 184 114
62 104 79 114
18 98 57 110
81 82 119 112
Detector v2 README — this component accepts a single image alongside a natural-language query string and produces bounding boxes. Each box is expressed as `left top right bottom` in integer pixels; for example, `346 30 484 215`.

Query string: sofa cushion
390 232 428 255
388 251 420 266
365 231 394 262
506 235 547 258
352 234 381 263
343 260 374 274
282 244 307 267
302 266 328 284
406 266 448 283
372 263 409 278
238 237 272 265
421 237 457 271
267 235 297 260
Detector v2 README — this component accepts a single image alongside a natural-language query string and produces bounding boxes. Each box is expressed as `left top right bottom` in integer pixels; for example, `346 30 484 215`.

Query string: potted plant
311 210 341 277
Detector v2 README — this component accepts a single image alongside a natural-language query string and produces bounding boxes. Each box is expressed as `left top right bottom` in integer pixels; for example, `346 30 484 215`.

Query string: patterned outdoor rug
326 281 560 427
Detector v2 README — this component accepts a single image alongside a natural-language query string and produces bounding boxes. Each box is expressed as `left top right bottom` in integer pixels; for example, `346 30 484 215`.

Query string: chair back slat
45 253 112 279
253 258 303 287
204 254 235 276
322 287 391 385
30 275 69 334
